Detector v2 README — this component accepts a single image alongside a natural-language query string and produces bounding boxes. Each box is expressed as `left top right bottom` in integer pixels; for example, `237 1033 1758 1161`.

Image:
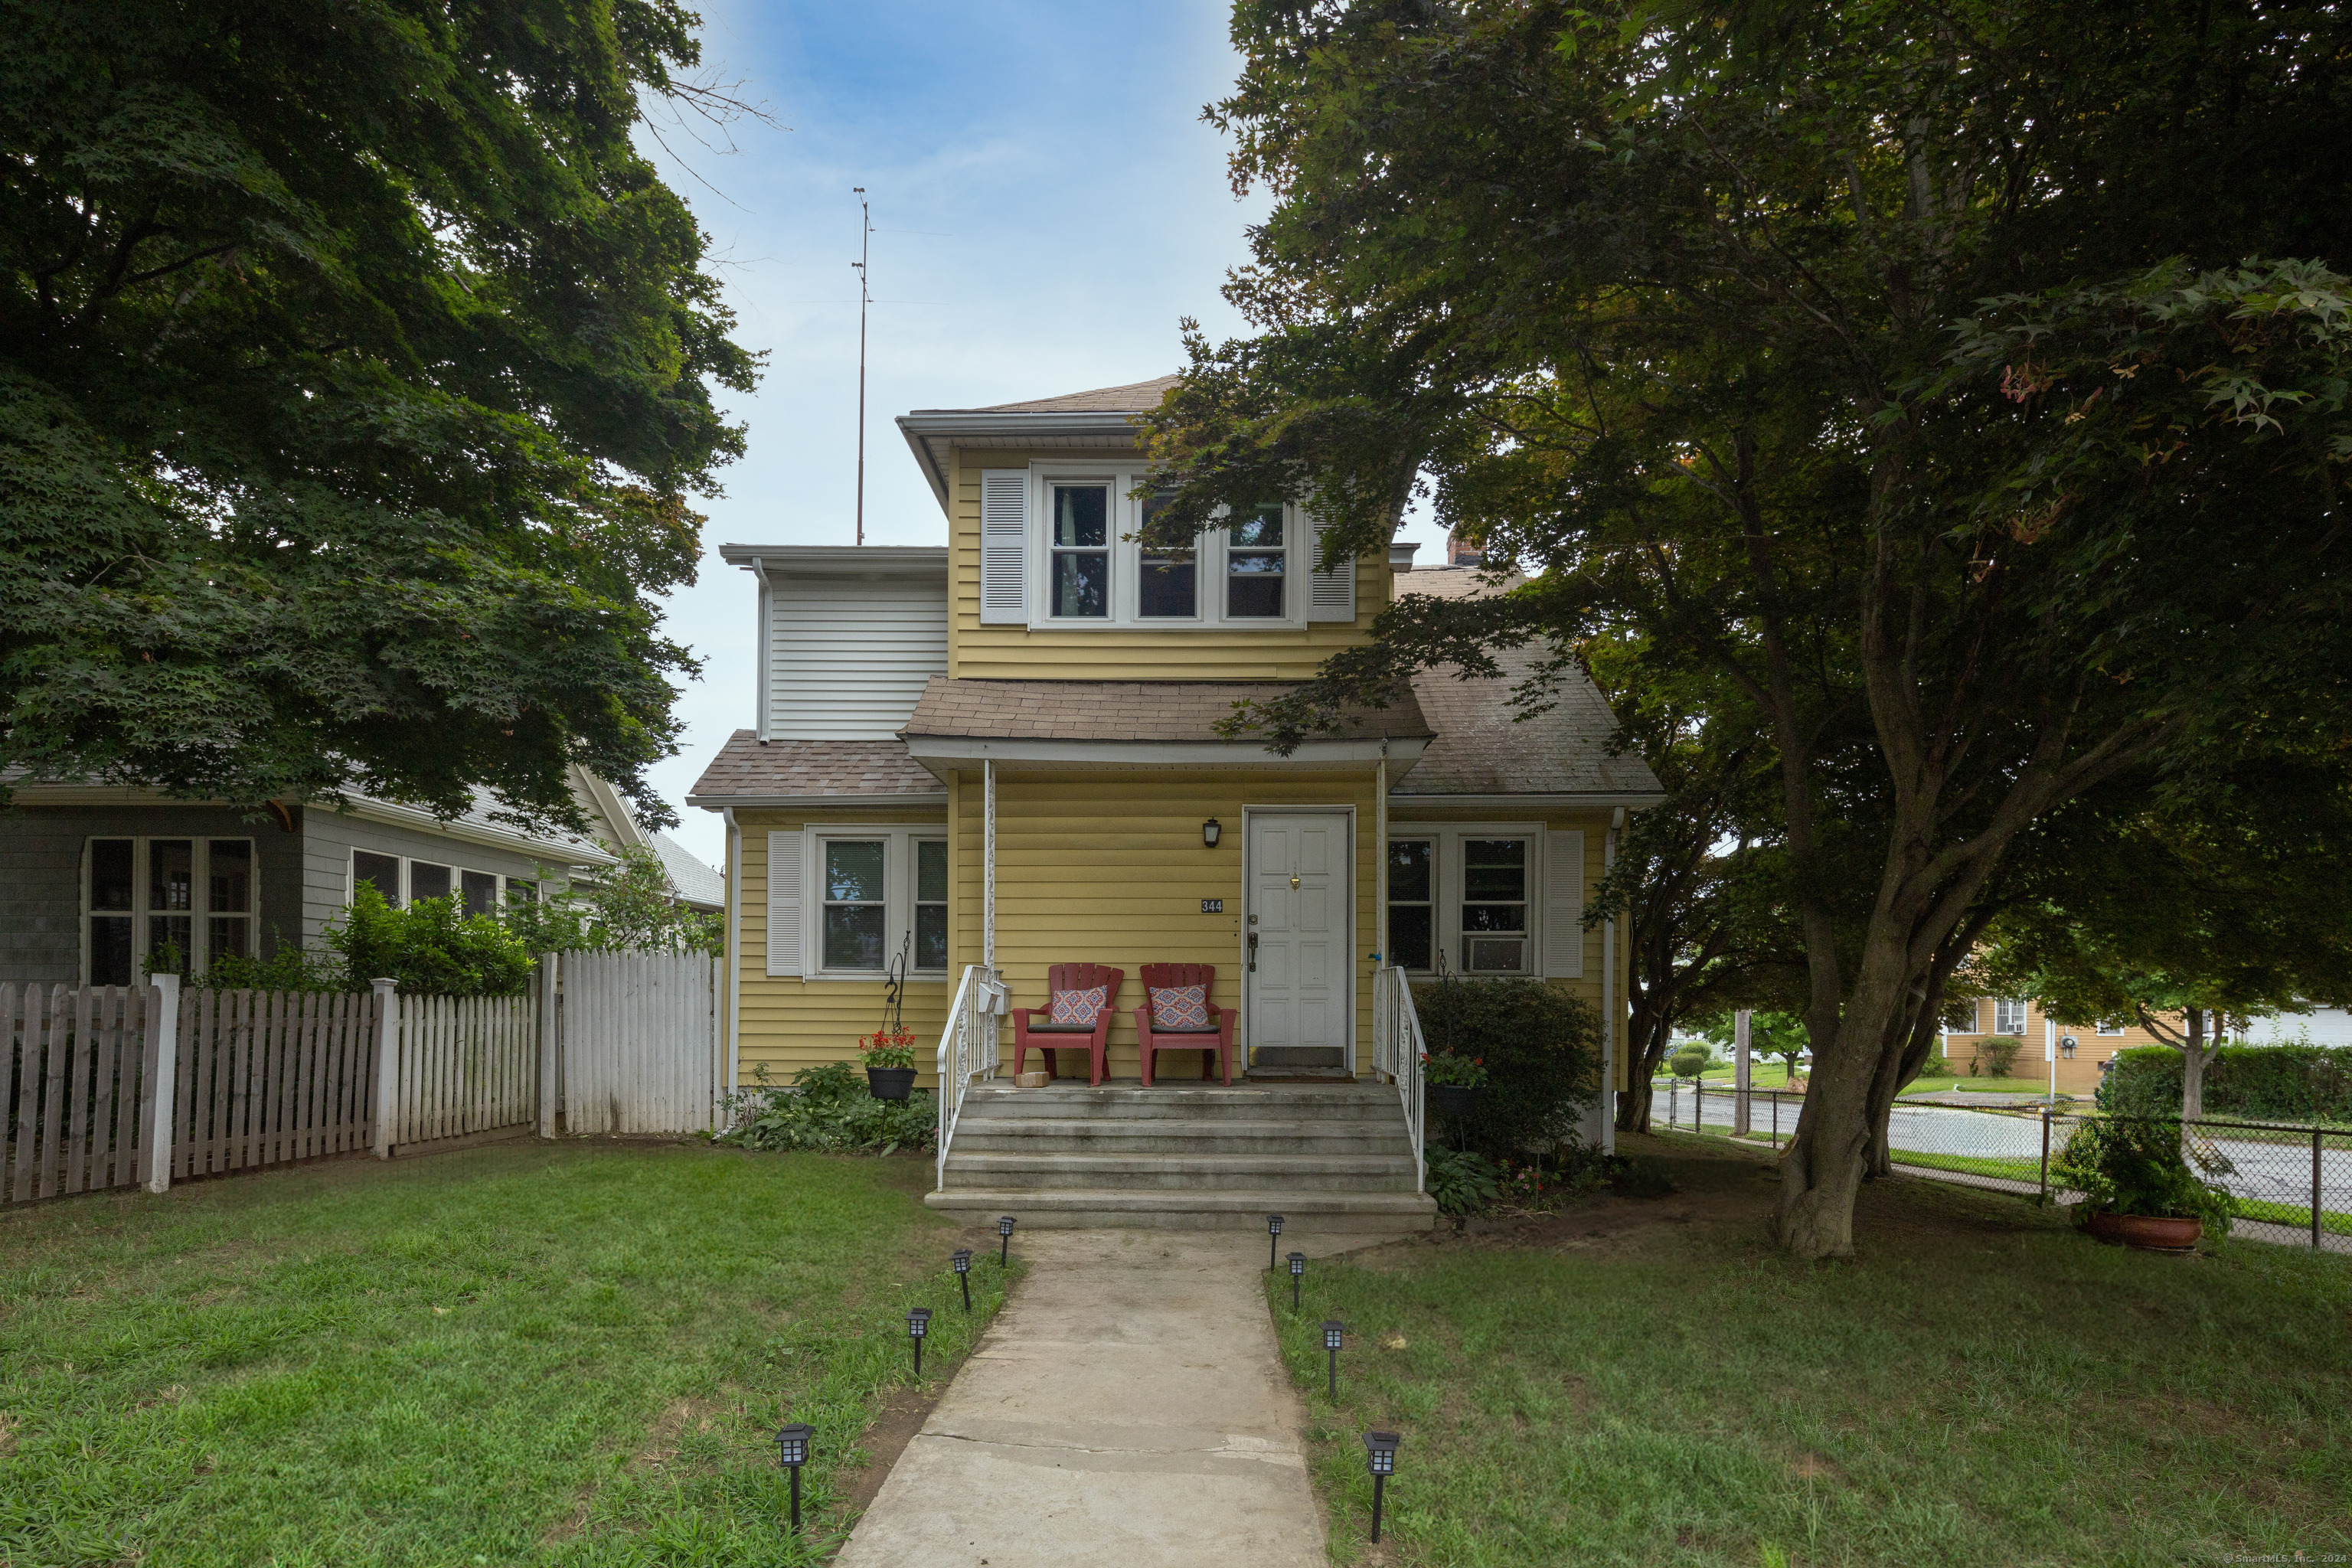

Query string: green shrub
718 1061 936 1155
1411 976 1602 1158
1977 1035 2024 1076
325 884 535 996
2106 1043 2352 1123
2053 1118 2235 1234
1915 1053 1954 1081
1668 1044 1713 1079
1424 1146 1502 1216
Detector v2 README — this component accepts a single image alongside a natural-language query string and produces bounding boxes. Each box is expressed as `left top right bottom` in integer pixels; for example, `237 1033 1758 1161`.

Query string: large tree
1144 0 2352 1254
0 0 760 832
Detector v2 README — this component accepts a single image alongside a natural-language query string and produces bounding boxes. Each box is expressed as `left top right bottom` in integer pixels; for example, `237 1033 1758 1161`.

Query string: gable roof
896 374 1178 516
960 376 1180 414
647 830 726 911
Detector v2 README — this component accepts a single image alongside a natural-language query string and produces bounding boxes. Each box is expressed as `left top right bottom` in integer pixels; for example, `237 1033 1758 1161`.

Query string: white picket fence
374 991 537 1155
3 949 726 1204
551 950 721 1135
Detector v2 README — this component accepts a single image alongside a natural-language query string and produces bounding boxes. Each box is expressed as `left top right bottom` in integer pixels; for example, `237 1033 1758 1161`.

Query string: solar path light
1267 1213 1284 1270
776 1422 813 1534
998 1214 1017 1266
952 1247 973 1312
1321 1320 1345 1400
1286 1251 1306 1311
907 1306 933 1376
1363 1430 1400 1543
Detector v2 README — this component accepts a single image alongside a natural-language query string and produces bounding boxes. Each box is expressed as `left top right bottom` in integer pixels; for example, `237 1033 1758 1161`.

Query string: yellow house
1943 995 2165 1095
687 377 1663 1228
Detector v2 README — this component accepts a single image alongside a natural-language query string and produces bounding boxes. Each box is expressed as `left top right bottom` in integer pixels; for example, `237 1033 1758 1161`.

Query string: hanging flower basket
861 1029 918 1100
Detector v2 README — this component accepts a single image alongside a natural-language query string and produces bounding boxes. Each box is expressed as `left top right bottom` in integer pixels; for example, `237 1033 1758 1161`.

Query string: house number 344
1200 899 1224 913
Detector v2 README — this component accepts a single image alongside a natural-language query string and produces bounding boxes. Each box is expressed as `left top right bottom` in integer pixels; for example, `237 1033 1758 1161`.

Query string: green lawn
0 1142 1011 1568
1679 1067 2056 1096
1269 1135 2352 1566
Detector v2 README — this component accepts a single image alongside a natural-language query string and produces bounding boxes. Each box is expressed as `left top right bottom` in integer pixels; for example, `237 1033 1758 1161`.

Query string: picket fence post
144 973 181 1194
537 954 560 1140
371 978 399 1158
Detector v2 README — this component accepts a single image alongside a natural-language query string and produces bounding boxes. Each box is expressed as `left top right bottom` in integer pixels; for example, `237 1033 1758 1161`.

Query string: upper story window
978 462 1354 631
1050 482 1111 618
1226 503 1286 618
1138 489 1197 619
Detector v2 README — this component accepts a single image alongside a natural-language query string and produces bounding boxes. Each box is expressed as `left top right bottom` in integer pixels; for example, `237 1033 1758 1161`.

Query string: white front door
1246 812 1351 1068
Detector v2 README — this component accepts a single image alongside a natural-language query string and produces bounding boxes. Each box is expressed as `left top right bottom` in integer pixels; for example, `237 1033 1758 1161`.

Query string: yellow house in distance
687 377 1663 1230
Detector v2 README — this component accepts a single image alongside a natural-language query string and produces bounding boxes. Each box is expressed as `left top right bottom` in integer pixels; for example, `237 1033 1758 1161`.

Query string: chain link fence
1648 1077 2351 1253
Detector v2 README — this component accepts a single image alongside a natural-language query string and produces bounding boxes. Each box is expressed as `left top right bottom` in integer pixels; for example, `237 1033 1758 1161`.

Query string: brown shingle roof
686 734 943 802
900 678 1429 744
1403 652 1658 797
962 375 1181 415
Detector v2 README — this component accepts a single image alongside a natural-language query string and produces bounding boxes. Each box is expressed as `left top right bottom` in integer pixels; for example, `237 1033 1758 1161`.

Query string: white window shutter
1305 514 1356 622
1542 830 1584 978
766 831 804 977
979 469 1028 624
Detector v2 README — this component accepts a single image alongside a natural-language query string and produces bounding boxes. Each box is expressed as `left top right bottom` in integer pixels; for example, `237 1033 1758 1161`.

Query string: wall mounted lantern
1202 818 1222 848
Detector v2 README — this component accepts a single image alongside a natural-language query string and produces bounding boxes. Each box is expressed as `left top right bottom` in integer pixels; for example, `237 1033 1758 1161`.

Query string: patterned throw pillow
1150 984 1210 1031
1048 985 1107 1025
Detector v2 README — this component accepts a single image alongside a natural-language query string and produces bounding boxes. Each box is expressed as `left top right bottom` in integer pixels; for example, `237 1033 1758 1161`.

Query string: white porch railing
935 963 1003 1187
1372 965 1426 1193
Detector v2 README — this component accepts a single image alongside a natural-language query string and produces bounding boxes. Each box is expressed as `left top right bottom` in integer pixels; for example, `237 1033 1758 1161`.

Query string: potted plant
2053 1117 2236 1251
1422 1050 1488 1122
860 1028 919 1100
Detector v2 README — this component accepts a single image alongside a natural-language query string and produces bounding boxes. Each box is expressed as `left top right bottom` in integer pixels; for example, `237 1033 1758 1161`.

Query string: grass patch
0 1142 1014 1566
1269 1135 2352 1566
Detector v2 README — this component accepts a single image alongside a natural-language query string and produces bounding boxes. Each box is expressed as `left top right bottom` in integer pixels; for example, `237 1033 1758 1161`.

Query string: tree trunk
2180 1007 2209 1121
1616 1003 1673 1133
1775 945 1917 1257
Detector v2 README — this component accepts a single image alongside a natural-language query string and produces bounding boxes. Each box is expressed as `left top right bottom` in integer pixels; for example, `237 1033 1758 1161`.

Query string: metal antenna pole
851 187 871 546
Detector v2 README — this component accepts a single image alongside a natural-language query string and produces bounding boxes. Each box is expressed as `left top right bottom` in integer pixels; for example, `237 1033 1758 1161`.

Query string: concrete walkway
833 1229 1355 1567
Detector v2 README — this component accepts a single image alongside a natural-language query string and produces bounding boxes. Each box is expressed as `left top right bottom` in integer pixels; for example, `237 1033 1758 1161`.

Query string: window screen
915 840 949 970
1137 490 1196 617
1226 503 1285 617
410 861 452 903
462 870 499 918
354 851 402 906
1050 482 1110 618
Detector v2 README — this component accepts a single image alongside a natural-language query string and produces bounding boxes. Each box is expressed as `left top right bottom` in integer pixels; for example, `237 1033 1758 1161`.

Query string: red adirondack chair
1133 962 1236 1087
1010 964 1124 1086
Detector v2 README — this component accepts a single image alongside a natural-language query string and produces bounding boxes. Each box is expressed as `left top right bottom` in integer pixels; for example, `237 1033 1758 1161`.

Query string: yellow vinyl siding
953 769 1379 1079
734 808 951 1089
947 446 1387 679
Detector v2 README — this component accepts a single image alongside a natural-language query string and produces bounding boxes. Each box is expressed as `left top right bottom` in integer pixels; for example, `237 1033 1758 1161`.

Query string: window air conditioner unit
1462 935 1527 975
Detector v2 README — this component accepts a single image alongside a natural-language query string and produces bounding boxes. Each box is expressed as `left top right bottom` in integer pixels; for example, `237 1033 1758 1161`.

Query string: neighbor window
1226 502 1286 618
915 839 949 970
1137 489 1197 618
1387 839 1434 972
462 870 499 918
354 851 403 905
410 861 452 902
822 840 888 969
2096 1021 2125 1037
84 837 256 985
1050 481 1111 618
1994 998 2030 1035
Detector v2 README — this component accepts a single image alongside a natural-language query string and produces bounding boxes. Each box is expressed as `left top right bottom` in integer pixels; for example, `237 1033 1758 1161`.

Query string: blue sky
639 4 1444 864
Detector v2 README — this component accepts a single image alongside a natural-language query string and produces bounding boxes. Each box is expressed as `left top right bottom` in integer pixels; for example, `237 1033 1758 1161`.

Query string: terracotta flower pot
2086 1210 2202 1252
866 1067 916 1101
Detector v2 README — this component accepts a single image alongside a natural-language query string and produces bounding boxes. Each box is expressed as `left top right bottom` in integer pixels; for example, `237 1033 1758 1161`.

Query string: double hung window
1049 482 1111 619
822 840 889 969
348 851 530 916
2095 1021 2125 1037
1993 998 2030 1035
1386 827 1572 977
1225 502 1286 618
84 838 255 985
805 829 949 977
1386 840 1435 971
1137 489 1197 619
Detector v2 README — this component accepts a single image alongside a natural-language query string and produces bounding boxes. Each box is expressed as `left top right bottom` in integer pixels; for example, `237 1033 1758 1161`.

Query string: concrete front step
960 1083 1405 1121
943 1152 1420 1192
952 1117 1413 1156
923 1185 1438 1232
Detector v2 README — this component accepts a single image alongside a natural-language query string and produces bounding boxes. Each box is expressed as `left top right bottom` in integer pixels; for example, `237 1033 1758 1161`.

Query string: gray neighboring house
0 768 644 987
646 830 726 914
